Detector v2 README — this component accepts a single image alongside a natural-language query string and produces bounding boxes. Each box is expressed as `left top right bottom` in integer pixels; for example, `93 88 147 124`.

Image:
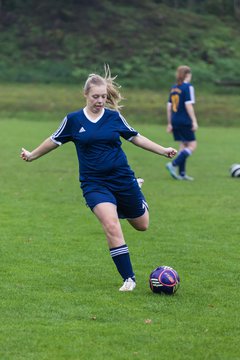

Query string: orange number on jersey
171 94 179 112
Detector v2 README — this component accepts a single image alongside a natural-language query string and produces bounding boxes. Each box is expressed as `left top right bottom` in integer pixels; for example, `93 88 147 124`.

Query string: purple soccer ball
149 266 180 295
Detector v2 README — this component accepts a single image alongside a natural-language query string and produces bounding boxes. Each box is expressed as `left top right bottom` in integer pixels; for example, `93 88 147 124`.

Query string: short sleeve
50 116 73 145
184 85 195 104
118 113 138 141
168 93 172 104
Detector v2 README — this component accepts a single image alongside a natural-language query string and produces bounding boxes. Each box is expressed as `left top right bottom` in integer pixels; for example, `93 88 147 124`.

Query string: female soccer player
21 65 177 291
166 65 198 180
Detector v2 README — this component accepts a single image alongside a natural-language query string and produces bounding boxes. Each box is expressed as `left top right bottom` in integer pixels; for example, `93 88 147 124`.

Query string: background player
166 65 198 180
21 65 177 291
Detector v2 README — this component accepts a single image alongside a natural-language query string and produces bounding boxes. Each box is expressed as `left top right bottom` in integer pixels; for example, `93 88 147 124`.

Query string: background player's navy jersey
168 82 195 127
50 108 138 189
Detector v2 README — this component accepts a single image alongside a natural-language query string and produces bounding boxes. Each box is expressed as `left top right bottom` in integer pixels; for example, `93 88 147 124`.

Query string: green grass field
1 111 239 359
0 83 240 127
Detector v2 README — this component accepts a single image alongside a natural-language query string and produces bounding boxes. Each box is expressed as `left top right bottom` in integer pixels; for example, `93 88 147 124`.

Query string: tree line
155 0 240 18
0 0 239 19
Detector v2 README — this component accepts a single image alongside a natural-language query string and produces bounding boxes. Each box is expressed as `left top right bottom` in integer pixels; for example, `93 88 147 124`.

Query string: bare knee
188 141 197 152
104 218 121 237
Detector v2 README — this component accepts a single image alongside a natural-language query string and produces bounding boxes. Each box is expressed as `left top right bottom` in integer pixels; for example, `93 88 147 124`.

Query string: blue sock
110 244 135 281
179 158 186 176
172 149 192 168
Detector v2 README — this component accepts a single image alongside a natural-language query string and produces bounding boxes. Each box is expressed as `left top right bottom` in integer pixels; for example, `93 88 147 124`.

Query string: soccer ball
230 164 240 177
149 266 180 295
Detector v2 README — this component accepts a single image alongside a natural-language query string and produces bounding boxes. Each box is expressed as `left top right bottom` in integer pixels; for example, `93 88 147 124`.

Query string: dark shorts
173 126 196 142
83 181 148 219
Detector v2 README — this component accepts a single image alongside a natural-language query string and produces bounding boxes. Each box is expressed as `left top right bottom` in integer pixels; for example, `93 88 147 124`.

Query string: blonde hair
176 65 191 85
83 64 123 111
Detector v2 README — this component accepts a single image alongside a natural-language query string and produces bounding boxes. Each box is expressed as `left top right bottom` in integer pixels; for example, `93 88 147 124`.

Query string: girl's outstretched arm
21 137 58 162
131 134 177 158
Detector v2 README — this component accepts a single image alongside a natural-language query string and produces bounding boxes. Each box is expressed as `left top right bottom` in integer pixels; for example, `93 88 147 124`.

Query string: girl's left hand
166 124 173 133
163 147 178 158
192 123 198 131
21 148 32 162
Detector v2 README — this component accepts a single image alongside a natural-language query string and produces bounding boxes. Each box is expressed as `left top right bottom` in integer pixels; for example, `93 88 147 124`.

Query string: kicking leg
127 209 149 231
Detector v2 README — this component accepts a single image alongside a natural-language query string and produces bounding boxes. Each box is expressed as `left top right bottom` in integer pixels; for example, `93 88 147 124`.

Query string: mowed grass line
0 119 239 360
0 83 240 126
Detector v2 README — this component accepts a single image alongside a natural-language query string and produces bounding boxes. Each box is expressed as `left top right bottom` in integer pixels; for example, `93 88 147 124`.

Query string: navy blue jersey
168 82 195 127
50 108 139 190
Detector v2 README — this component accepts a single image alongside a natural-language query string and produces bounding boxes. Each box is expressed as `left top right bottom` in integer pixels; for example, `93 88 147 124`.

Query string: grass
0 109 240 359
0 83 240 126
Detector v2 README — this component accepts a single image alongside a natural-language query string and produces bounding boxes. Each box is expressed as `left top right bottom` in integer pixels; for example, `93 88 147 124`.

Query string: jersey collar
83 107 105 123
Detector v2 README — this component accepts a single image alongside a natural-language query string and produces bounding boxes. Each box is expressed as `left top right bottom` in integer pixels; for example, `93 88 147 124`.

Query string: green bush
0 1 239 88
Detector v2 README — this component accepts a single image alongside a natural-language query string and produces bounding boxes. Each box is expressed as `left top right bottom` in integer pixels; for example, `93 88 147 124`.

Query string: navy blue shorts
83 181 148 219
173 126 196 142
